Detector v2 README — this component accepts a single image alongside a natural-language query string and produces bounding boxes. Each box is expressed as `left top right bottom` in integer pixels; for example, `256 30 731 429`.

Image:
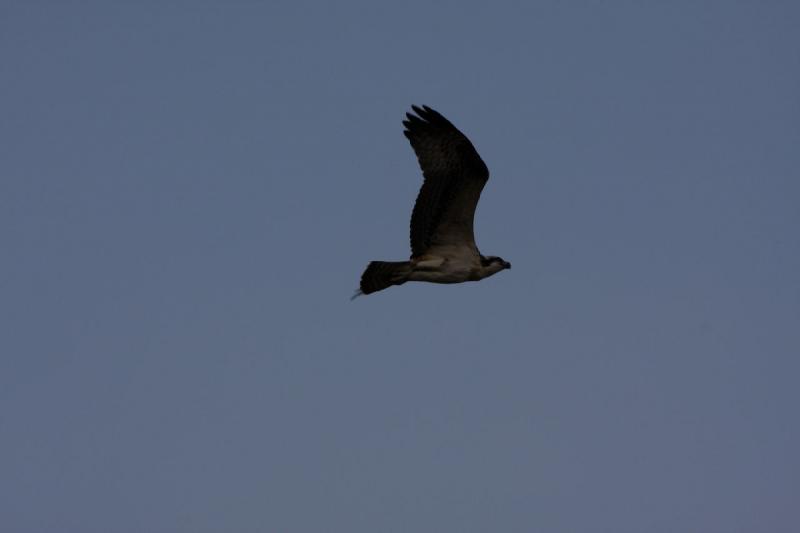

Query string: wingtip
407 104 447 127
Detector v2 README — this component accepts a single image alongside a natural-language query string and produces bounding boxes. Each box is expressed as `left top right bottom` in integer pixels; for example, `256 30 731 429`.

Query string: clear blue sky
2 2 799 532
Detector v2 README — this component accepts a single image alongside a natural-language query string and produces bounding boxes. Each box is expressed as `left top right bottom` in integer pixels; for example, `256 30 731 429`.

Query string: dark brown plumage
353 105 509 298
403 105 489 258
359 261 410 295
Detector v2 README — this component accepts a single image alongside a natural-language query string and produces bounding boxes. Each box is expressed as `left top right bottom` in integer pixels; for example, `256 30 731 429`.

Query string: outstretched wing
403 105 489 258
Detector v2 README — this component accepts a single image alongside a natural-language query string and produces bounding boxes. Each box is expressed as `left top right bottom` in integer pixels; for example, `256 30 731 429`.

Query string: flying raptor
355 105 510 297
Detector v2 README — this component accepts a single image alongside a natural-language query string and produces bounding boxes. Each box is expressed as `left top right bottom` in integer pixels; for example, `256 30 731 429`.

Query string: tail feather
358 261 411 295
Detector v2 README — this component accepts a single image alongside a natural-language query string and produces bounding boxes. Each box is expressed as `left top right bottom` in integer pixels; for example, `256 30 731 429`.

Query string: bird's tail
356 261 411 296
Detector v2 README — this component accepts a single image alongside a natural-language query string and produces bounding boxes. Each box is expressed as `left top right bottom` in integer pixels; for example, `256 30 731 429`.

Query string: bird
354 105 510 298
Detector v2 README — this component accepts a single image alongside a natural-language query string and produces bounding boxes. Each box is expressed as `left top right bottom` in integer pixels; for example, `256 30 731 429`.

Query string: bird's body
355 105 510 297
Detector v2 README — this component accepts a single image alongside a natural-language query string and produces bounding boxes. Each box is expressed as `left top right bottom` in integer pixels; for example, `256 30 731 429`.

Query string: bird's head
480 255 512 276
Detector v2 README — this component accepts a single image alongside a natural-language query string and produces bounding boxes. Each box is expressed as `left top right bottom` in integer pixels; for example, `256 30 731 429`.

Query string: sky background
2 2 799 532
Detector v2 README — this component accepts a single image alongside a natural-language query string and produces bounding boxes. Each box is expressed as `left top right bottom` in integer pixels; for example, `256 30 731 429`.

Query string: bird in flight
354 105 510 298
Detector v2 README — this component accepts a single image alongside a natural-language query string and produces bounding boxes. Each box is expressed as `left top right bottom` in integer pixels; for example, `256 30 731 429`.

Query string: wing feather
403 105 489 258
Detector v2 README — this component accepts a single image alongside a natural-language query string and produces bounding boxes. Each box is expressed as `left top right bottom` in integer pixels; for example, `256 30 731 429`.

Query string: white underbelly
408 255 476 284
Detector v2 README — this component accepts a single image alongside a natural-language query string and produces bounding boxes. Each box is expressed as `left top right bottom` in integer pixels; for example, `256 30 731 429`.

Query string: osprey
355 105 510 297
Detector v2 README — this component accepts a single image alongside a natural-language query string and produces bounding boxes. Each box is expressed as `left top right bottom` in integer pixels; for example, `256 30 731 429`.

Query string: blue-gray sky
2 2 799 532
